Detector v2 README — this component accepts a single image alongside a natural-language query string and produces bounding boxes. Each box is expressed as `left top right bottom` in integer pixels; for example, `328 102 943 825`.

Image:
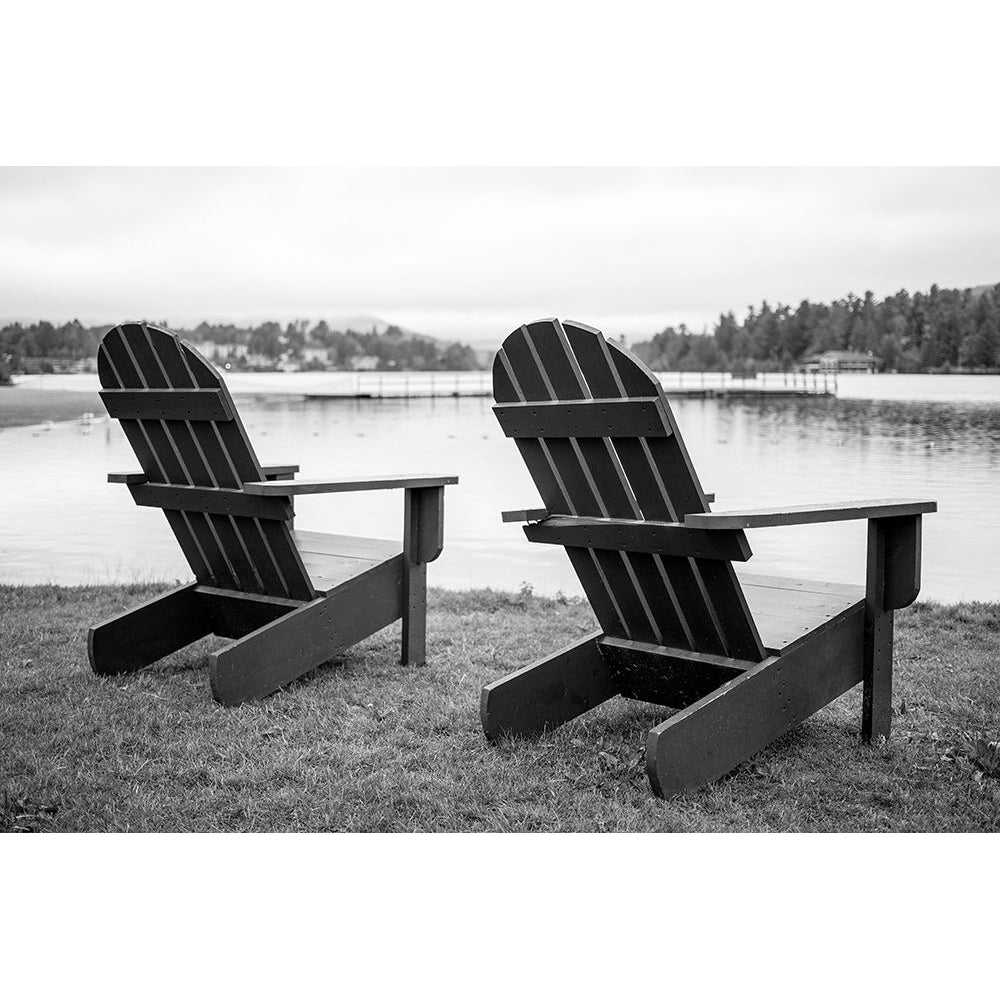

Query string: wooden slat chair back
92 321 457 705
484 317 935 797
493 318 764 661
98 322 315 601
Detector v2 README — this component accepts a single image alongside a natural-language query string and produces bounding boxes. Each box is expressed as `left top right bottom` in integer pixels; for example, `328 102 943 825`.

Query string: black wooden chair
482 318 935 796
89 321 456 705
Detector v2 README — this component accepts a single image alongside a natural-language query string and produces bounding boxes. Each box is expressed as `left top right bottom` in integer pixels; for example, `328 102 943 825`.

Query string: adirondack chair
482 318 936 796
89 321 456 705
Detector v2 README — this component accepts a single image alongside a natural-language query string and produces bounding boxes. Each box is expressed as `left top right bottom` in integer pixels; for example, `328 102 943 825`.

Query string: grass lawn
0 386 103 429
2 583 998 832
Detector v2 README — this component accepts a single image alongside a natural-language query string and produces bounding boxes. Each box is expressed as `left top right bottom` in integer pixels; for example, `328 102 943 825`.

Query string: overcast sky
2 167 998 346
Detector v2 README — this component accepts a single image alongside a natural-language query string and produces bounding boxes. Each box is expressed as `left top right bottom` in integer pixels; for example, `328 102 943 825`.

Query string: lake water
1 372 998 603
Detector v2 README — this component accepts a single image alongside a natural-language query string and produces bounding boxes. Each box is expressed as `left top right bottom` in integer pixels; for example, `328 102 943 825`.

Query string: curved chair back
98 322 315 600
493 318 764 660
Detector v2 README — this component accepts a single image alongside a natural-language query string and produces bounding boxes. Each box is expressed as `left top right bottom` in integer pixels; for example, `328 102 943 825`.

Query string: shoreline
0 386 103 429
0 385 305 430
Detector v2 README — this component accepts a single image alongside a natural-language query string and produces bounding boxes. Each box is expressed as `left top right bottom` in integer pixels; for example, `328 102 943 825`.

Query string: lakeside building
301 346 331 366
197 341 249 362
799 350 882 373
16 355 97 374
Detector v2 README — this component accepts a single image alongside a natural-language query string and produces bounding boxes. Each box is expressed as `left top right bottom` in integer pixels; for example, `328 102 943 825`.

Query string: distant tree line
631 283 1000 374
0 318 483 380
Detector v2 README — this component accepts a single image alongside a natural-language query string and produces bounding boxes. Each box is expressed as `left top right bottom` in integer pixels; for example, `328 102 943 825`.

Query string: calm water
1 373 998 602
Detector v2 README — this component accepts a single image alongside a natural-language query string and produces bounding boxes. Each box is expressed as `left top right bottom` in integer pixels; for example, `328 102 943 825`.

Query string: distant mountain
322 315 436 343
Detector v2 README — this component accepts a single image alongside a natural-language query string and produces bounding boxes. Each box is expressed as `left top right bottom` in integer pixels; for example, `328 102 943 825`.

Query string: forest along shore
0 387 103 429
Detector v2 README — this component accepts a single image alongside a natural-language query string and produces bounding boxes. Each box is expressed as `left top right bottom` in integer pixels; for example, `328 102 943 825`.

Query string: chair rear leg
481 631 618 741
89 583 212 675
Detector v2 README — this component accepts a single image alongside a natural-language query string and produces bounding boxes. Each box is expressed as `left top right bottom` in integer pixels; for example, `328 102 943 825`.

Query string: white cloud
1 167 998 344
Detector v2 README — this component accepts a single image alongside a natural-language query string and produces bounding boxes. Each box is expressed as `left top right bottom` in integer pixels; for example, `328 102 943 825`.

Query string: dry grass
2 582 998 832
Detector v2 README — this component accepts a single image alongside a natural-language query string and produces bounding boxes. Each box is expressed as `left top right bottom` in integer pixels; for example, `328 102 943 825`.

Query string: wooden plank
736 572 866 600
89 583 211 674
481 630 619 740
194 586 303 638
292 529 401 561
134 332 266 595
863 519 894 741
145 327 285 597
562 320 764 660
617 351 762 659
685 499 938 530
401 560 427 665
741 577 864 654
404 486 446 564
99 326 230 589
494 398 671 439
883 514 923 609
516 320 671 645
598 636 753 708
209 556 404 705
493 337 630 639
524 515 752 561
243 474 458 495
98 388 233 422
501 508 549 523
646 605 865 797
112 324 259 594
107 471 148 484
399 486 443 664
160 325 315 601
129 483 293 520
260 464 300 479
299 552 396 594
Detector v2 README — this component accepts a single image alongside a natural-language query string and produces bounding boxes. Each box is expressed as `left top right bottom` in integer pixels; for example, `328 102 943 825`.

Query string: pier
301 369 836 400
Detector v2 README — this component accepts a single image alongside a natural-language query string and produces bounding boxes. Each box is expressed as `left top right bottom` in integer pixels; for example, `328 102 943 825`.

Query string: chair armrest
501 508 549 523
111 468 300 485
505 495 713 523
523 515 752 561
684 498 937 530
243 474 458 495
260 464 299 481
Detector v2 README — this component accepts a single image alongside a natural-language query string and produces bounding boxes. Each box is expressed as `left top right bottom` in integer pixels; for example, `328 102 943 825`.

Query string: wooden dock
300 370 836 400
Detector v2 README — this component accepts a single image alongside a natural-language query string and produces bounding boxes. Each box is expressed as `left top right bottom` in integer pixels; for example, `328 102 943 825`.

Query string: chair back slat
98 322 315 600
143 326 310 600
495 319 765 661
566 322 764 659
493 348 631 637
497 322 678 646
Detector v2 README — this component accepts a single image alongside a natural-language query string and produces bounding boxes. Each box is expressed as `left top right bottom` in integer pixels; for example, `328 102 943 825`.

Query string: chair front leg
401 486 445 665
863 514 922 742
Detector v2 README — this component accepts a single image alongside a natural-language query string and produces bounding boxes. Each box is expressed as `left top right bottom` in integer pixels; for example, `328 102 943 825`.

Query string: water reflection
0 391 996 603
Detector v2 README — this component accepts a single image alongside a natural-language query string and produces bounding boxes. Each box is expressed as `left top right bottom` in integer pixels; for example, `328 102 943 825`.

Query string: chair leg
89 583 212 676
481 630 619 741
646 609 864 797
862 519 896 742
401 560 427 666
